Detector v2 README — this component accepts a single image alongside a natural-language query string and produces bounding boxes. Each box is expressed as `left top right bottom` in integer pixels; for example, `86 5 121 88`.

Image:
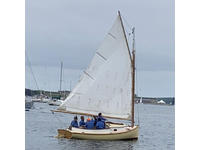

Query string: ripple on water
26 103 175 150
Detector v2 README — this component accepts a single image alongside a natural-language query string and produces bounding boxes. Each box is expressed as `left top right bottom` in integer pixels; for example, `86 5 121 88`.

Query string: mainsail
57 14 133 120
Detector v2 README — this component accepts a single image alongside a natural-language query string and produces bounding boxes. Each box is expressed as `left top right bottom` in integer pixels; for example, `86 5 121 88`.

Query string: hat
87 118 91 121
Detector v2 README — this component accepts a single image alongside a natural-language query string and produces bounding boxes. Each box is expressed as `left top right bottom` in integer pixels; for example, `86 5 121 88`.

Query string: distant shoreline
25 88 175 105
135 103 174 106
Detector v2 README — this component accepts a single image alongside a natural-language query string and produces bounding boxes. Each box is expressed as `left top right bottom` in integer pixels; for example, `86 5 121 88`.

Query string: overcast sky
25 0 174 97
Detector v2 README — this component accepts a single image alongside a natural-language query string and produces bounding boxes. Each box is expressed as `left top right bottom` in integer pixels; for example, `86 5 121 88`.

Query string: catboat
53 11 139 140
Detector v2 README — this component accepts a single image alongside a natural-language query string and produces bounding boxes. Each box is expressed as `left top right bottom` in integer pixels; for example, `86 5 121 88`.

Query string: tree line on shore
25 88 175 105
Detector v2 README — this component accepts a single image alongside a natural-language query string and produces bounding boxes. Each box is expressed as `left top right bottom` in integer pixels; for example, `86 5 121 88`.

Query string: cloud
26 0 174 71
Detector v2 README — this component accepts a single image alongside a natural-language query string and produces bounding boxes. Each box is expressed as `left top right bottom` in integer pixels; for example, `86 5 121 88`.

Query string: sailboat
32 92 50 103
53 11 139 140
25 96 34 110
48 62 64 106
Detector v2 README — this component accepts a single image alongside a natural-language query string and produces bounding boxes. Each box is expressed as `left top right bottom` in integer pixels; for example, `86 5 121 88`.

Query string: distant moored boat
25 96 34 110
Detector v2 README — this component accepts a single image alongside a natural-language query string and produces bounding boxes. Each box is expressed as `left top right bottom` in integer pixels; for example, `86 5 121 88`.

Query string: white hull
31 98 42 102
57 125 139 140
42 98 50 103
31 98 50 103
48 100 62 106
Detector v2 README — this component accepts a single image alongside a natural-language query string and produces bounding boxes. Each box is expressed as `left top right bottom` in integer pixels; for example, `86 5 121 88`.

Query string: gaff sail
57 14 133 120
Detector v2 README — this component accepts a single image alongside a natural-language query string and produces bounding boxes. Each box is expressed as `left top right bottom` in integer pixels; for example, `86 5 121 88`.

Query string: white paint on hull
57 125 139 140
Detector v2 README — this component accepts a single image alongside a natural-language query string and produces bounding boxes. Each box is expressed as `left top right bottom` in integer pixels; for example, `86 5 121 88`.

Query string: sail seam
108 33 116 39
96 52 107 61
65 105 130 116
83 71 95 80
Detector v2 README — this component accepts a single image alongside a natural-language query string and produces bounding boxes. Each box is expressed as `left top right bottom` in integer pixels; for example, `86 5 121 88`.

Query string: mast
70 80 72 91
131 27 136 126
59 61 63 95
118 11 135 126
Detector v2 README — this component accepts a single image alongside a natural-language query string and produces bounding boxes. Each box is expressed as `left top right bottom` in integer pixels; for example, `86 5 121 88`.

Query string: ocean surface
25 103 175 150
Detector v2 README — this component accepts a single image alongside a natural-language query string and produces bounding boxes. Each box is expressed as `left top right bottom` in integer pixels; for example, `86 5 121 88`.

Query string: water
25 103 174 150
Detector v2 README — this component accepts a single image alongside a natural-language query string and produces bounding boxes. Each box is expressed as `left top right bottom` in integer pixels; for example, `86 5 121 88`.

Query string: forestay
58 15 133 120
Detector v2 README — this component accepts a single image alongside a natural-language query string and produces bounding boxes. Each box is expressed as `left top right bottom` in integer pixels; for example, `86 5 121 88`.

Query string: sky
25 0 175 97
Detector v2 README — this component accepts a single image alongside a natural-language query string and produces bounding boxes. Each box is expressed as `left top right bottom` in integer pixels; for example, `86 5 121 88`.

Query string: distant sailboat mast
59 61 63 95
140 97 143 103
26 53 41 94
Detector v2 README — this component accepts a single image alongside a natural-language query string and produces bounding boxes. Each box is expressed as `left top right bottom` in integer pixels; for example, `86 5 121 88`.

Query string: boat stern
57 129 72 139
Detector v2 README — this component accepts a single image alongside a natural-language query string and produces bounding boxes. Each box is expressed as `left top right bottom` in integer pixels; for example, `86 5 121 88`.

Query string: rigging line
52 111 66 125
137 102 140 125
26 52 40 91
122 24 131 53
135 55 140 126
121 15 132 53
132 27 140 126
135 50 140 126
135 44 138 96
121 14 132 31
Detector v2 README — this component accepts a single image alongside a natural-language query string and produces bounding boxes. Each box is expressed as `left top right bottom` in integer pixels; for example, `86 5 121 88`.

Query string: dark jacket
85 119 95 129
96 120 105 129
70 120 78 128
79 120 86 127
98 116 106 122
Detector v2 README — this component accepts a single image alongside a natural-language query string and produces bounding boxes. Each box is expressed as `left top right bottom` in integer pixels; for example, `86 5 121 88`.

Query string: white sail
58 15 132 120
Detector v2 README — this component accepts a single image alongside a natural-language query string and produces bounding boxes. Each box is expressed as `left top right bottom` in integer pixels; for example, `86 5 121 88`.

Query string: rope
121 14 132 31
51 111 66 125
121 14 132 50
135 55 140 126
137 102 140 126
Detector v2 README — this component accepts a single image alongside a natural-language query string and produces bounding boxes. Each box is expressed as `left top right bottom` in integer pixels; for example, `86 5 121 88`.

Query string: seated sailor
79 116 86 127
98 113 106 122
96 118 105 129
70 116 79 128
85 118 95 129
93 116 97 126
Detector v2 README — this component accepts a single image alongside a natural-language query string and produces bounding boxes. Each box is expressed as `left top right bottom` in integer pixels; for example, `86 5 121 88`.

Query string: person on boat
70 116 79 128
79 116 86 128
85 118 95 129
93 116 97 126
96 118 105 129
97 113 106 127
98 113 106 122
